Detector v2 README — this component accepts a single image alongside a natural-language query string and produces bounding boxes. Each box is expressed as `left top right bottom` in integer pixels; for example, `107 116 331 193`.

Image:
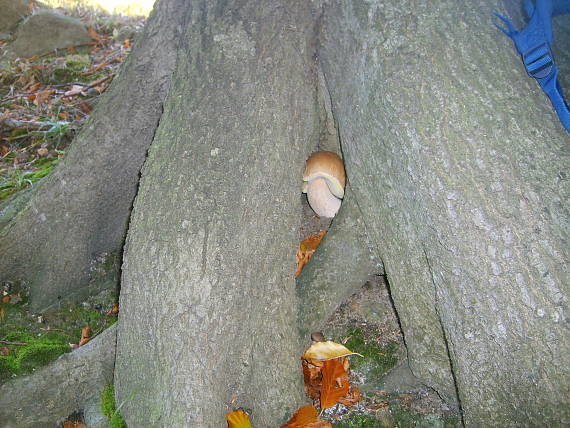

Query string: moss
333 413 382 427
101 384 127 428
65 54 91 71
341 328 400 380
0 330 73 381
389 403 460 428
0 292 118 383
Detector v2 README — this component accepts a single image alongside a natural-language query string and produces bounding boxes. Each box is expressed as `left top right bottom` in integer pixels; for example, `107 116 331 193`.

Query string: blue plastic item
495 0 570 133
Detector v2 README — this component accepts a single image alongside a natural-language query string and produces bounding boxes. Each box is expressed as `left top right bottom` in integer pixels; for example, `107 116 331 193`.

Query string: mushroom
302 151 346 218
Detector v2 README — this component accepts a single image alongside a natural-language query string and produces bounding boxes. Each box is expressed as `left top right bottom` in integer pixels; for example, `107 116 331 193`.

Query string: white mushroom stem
306 178 342 218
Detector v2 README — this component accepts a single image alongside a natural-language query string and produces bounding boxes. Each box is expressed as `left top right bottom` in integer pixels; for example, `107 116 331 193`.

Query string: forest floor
0 4 461 428
0 4 143 201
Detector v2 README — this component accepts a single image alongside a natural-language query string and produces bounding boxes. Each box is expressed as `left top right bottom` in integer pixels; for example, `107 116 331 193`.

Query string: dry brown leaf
320 358 350 409
302 358 322 401
64 85 86 97
78 326 91 346
302 341 361 362
106 303 119 315
295 230 326 277
37 148 48 156
29 82 41 92
279 405 318 428
33 90 54 107
1 295 10 303
87 27 103 41
0 346 9 356
307 422 333 428
226 409 252 428
338 385 362 407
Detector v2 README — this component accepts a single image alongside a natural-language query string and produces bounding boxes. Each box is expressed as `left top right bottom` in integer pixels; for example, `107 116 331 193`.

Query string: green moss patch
333 413 381 427
340 327 400 380
0 289 118 383
101 384 127 428
390 402 460 427
0 330 73 381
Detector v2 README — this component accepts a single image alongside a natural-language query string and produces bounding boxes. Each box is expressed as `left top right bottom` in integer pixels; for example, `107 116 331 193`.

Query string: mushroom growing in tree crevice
302 151 346 218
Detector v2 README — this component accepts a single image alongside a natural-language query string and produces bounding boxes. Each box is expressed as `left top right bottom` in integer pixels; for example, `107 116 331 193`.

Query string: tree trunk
1 0 568 426
0 0 189 310
115 1 319 426
318 0 570 425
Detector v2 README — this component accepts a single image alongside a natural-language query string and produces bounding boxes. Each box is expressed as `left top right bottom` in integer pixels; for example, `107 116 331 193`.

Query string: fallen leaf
78 326 91 346
320 359 350 409
87 27 103 41
226 409 252 428
78 102 92 114
29 82 41 92
37 147 48 156
302 358 322 401
0 346 9 356
307 422 333 428
1 295 10 303
33 90 54 108
295 230 326 277
64 85 87 97
106 303 119 315
123 39 131 49
302 341 362 362
338 385 362 407
279 405 318 427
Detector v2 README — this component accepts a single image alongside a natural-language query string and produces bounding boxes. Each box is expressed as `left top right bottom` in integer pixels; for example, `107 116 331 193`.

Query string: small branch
0 340 28 346
1 118 58 130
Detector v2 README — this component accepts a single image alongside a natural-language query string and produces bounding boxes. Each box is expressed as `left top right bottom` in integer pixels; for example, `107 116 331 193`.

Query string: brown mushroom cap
302 151 346 199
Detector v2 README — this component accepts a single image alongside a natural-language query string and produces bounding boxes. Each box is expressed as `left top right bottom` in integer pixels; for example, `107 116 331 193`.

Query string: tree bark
297 186 381 337
1 0 568 426
318 0 570 425
115 1 319 426
0 0 190 310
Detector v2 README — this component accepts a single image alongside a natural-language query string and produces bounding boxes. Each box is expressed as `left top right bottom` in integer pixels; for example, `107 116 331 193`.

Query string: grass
0 154 62 200
101 384 127 428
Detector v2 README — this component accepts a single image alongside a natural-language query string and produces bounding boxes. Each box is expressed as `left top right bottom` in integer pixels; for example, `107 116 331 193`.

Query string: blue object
495 0 570 133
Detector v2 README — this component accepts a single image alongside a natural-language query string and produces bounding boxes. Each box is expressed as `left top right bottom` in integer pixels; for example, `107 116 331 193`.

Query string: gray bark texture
0 324 117 428
318 0 569 425
0 0 189 310
297 186 381 337
115 1 319 426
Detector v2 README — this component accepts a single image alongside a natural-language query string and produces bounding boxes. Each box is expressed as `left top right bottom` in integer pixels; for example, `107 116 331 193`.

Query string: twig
1 118 56 130
0 340 28 346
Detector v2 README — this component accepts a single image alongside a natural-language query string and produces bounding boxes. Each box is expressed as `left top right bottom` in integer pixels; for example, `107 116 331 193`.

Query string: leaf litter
0 3 144 201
